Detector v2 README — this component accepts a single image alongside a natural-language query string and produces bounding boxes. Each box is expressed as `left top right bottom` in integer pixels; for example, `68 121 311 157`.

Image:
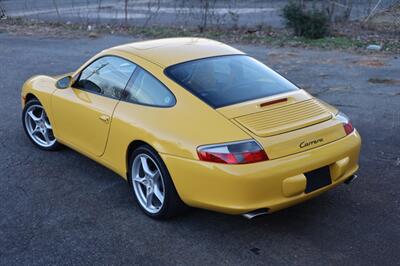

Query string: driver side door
52 56 136 156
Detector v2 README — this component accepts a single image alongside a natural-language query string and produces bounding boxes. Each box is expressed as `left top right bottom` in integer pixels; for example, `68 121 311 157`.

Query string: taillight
343 122 354 135
336 112 354 135
197 140 268 164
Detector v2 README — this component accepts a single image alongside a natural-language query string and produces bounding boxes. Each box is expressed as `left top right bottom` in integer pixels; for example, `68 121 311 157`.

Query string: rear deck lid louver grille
235 99 332 137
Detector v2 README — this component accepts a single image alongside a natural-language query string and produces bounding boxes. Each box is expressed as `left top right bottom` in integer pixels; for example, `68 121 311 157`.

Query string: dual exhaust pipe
242 174 358 219
344 174 358 184
242 208 269 219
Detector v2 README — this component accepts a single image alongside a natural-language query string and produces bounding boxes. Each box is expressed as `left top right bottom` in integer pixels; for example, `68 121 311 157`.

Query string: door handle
99 114 110 124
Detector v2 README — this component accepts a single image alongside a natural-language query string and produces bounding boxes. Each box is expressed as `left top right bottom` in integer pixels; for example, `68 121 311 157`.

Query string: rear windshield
165 55 298 108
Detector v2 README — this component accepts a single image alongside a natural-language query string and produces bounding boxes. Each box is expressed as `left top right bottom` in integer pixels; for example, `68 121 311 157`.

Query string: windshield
165 55 298 108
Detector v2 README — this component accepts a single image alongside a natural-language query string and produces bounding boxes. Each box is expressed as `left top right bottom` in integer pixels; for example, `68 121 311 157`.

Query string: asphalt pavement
0 33 399 265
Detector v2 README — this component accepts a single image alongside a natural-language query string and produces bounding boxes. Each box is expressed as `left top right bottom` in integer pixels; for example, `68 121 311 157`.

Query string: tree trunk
124 0 128 25
344 0 353 21
52 0 61 20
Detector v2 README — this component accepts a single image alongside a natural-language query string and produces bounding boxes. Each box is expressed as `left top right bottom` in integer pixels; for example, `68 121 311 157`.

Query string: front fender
21 75 58 135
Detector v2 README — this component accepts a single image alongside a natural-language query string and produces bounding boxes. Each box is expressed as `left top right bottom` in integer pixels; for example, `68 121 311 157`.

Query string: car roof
108 38 244 68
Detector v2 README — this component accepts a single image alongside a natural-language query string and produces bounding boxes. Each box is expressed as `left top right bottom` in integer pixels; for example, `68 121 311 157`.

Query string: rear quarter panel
100 52 252 178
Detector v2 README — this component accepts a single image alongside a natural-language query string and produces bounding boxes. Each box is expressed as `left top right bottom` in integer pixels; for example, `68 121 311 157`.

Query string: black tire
128 145 188 219
22 99 61 151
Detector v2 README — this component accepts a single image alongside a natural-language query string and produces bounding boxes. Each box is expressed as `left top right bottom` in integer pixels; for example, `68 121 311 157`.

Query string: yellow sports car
21 38 361 219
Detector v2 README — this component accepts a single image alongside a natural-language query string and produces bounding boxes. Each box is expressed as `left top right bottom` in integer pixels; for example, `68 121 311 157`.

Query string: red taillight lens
197 140 268 164
343 122 354 135
336 112 355 135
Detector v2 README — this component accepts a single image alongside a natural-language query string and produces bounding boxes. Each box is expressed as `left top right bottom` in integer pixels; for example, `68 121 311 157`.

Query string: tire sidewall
128 145 177 219
22 99 60 151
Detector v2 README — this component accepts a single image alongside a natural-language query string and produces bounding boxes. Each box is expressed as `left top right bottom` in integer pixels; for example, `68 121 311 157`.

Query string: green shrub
282 2 330 39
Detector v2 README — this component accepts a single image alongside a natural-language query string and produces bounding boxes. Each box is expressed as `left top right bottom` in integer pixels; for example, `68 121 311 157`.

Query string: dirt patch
355 59 386 67
286 52 299 57
317 58 337 65
368 78 400 84
0 19 88 38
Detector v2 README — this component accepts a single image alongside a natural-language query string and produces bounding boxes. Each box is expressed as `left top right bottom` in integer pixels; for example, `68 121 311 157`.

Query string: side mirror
56 76 72 89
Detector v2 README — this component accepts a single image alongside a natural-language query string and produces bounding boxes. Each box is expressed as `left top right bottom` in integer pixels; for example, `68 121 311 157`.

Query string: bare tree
364 0 384 22
124 0 128 25
326 0 354 22
343 0 353 20
52 0 61 21
199 0 217 32
304 0 355 23
321 1 336 23
85 0 90 25
71 0 81 23
96 0 103 25
0 0 6 19
143 0 161 27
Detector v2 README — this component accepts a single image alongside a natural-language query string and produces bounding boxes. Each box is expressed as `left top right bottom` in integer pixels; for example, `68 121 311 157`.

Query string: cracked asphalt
0 33 399 265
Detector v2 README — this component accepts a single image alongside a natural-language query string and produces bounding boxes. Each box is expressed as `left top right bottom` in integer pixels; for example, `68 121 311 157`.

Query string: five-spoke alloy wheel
132 153 166 214
22 99 60 150
128 145 187 219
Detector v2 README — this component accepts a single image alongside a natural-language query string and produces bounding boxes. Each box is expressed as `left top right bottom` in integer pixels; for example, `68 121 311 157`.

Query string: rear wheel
128 145 187 219
22 99 61 151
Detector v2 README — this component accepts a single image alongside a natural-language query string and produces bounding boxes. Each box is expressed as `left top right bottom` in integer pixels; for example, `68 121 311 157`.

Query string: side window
124 68 176 107
75 56 136 99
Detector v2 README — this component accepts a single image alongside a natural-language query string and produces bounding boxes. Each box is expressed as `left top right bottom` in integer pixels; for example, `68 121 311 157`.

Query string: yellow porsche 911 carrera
21 38 361 219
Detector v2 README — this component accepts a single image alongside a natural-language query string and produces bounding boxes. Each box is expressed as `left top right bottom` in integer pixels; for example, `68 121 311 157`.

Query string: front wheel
128 145 187 219
22 99 61 151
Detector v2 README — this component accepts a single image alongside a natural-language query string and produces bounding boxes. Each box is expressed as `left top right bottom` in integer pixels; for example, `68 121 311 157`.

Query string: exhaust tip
344 174 358 185
242 208 269 219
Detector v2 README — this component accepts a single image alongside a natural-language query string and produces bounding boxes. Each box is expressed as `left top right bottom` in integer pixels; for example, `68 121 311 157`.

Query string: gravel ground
0 33 399 265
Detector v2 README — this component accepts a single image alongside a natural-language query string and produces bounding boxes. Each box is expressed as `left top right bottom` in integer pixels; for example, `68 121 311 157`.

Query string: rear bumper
161 130 361 215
